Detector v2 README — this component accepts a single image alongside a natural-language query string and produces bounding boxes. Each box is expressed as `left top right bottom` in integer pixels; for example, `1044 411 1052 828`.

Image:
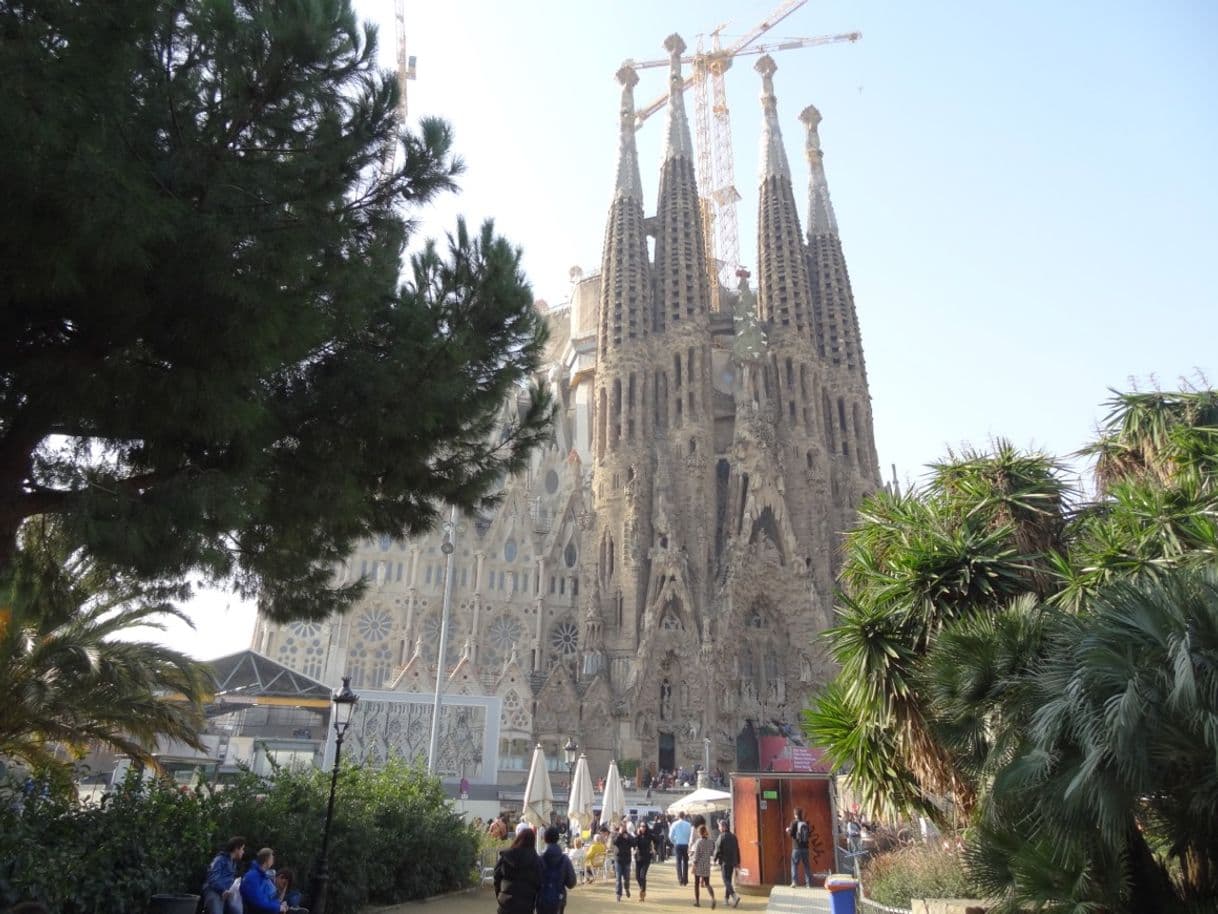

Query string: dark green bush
0 759 478 914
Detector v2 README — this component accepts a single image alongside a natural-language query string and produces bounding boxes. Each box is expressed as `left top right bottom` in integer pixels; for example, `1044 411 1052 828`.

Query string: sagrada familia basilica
253 38 880 783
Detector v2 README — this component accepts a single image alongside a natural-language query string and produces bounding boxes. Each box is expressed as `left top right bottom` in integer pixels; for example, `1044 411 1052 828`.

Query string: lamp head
563 737 578 766
332 676 359 733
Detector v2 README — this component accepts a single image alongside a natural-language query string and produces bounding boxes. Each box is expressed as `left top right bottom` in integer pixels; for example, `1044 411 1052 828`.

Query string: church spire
799 104 838 236
596 65 651 363
756 55 791 180
754 55 812 333
654 33 709 331
613 65 643 203
663 33 694 163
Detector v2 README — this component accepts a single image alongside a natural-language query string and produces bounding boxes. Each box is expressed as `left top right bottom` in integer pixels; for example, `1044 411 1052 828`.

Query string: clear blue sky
166 0 1218 658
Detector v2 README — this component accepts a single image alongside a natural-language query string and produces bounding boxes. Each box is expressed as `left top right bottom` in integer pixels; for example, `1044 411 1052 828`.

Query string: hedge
0 758 478 914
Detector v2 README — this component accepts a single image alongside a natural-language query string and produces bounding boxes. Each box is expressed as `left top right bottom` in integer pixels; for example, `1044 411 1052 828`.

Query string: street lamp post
427 505 459 775
563 737 578 847
311 676 359 914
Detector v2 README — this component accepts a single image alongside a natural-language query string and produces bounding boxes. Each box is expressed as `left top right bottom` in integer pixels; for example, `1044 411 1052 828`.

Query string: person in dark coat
713 819 741 907
494 828 542 914
634 821 654 902
611 824 636 901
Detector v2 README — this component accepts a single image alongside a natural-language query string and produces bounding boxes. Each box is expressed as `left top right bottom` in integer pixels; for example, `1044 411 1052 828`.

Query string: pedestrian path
368 856 832 914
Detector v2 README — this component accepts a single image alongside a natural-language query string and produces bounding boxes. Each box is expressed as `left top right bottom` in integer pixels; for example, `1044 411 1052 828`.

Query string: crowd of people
201 836 306 914
491 811 743 914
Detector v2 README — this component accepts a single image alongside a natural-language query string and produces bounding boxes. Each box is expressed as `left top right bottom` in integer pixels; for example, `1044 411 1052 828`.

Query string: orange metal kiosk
731 771 838 891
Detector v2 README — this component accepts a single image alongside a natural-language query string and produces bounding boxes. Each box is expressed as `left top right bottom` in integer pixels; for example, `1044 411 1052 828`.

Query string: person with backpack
493 828 542 914
713 819 741 908
788 808 813 888
538 826 577 914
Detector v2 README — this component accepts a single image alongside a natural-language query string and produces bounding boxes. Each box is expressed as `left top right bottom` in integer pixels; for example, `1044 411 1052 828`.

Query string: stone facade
252 43 880 782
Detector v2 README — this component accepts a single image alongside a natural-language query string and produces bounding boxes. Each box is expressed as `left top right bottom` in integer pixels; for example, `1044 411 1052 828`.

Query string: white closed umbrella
568 753 595 837
666 786 732 817
521 743 555 831
601 759 627 826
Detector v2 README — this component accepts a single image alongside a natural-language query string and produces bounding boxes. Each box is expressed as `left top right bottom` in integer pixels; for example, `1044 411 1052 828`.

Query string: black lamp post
311 676 359 914
563 737 578 847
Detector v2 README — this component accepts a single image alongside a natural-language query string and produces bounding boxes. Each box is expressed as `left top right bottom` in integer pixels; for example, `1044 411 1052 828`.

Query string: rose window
549 620 579 656
357 608 393 642
489 615 524 653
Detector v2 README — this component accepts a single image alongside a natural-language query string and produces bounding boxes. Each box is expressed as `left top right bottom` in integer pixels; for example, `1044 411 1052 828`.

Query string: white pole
427 505 459 775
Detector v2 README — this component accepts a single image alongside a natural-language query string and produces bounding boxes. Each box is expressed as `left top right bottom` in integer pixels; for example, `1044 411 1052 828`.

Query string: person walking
713 819 741 908
201 836 245 914
690 824 716 908
670 812 693 886
493 828 542 914
538 826 578 914
611 823 636 901
788 808 813 888
634 822 653 902
653 817 669 863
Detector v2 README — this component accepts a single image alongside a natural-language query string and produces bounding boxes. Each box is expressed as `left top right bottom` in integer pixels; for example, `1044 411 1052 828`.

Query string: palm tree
0 519 208 782
957 568 1218 912
807 445 1071 819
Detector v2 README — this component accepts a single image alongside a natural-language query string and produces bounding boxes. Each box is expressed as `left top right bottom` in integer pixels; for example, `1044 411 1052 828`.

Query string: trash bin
824 875 858 914
149 892 200 914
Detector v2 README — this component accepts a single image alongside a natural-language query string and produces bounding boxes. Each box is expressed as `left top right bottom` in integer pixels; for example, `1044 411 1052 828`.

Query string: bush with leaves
861 844 981 911
0 759 478 914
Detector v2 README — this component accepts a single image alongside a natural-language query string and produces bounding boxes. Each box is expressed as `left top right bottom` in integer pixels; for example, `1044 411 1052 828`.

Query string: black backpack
539 853 566 908
790 819 810 848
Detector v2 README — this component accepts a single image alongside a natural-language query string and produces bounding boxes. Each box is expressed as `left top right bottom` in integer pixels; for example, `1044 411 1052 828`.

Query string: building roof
206 650 333 701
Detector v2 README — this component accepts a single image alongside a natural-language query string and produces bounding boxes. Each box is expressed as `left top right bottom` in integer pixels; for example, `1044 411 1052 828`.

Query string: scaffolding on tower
624 0 859 310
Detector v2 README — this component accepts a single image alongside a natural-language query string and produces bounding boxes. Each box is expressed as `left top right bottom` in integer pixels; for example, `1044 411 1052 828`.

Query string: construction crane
381 0 417 180
623 0 859 308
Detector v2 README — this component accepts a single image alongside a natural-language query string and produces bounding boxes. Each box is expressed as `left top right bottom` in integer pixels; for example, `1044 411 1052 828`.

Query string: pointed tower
755 56 814 335
647 33 715 637
800 103 881 532
590 65 655 658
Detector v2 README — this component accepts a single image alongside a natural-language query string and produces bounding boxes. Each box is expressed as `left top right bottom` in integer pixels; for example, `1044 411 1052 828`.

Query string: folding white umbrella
666 786 732 817
521 743 555 831
568 753 595 838
601 759 628 826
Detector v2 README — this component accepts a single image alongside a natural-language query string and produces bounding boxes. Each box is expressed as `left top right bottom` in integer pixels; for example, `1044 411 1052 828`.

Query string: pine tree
0 0 552 619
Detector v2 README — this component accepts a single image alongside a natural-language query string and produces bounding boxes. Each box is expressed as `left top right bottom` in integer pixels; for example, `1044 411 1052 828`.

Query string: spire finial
755 55 790 180
662 34 693 160
799 104 838 235
613 65 643 201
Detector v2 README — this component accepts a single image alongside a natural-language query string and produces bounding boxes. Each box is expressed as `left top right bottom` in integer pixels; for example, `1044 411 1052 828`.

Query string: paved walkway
371 858 834 914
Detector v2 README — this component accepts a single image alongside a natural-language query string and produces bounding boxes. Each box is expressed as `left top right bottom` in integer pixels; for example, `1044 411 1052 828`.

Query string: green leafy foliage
0 759 478 914
861 844 981 910
0 0 553 619
0 518 208 781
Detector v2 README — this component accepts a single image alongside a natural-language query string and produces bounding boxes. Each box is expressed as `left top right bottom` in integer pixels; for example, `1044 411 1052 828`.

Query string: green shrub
0 758 478 914
861 843 981 910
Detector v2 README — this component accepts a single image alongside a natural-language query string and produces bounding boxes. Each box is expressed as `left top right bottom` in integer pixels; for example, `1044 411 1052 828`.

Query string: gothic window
357 608 393 642
564 541 577 568
501 688 530 731
347 641 368 688
303 638 325 680
545 469 560 494
369 644 393 688
504 539 518 563
378 534 392 551
489 614 524 654
549 620 579 656
289 622 322 638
